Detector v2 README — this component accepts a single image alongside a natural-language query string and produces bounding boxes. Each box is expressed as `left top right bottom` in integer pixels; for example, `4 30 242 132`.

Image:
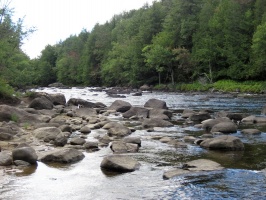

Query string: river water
1 87 266 200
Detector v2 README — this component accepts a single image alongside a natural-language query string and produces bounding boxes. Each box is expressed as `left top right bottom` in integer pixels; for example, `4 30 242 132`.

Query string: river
1 87 266 200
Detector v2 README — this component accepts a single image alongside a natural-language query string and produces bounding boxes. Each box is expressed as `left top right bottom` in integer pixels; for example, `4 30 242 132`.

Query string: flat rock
39 148 85 164
241 129 261 135
100 155 140 173
142 118 173 128
163 159 224 179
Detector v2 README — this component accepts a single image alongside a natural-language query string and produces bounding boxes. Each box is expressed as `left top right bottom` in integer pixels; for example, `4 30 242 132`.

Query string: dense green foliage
1 0 266 92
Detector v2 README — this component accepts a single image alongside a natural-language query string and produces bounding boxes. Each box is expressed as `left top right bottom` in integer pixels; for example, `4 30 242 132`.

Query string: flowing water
1 87 266 200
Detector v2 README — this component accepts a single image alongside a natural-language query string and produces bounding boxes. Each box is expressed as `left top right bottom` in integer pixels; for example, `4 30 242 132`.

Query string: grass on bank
154 80 266 93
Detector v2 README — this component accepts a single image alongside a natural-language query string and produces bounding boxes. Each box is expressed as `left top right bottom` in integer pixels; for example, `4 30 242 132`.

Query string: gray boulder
210 121 237 134
200 135 244 150
122 107 149 119
54 133 68 147
0 152 12 166
70 137 86 145
144 99 167 109
110 141 139 153
49 93 66 105
80 126 91 134
0 133 13 141
75 107 97 118
189 112 211 122
100 155 140 172
107 126 131 138
67 98 95 108
39 148 85 164
33 127 62 142
109 100 132 113
28 96 53 110
12 147 38 164
149 109 172 120
123 136 141 147
142 118 173 128
84 141 99 150
202 118 231 132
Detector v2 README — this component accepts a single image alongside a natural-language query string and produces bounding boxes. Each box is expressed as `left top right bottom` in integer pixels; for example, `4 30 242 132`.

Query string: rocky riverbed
0 87 266 199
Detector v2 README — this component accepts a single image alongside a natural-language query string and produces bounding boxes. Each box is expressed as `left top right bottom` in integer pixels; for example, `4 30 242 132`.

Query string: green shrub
0 78 15 99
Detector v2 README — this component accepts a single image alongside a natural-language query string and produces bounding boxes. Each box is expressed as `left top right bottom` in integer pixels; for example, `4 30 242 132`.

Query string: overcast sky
10 0 155 59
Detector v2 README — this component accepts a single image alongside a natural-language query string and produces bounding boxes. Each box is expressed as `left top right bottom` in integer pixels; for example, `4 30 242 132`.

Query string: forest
1 0 266 94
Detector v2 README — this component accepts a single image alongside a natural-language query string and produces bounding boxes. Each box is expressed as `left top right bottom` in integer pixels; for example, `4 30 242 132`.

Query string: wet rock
210 121 237 134
0 133 13 141
80 126 91 134
33 127 62 142
189 112 211 122
102 122 122 129
67 98 95 108
160 137 172 143
109 100 132 113
100 155 140 173
13 160 31 166
70 137 86 145
98 135 112 146
75 107 98 118
149 109 172 120
28 96 53 110
12 147 38 164
254 116 266 123
142 118 173 128
144 99 168 110
163 159 224 180
241 129 261 135
39 148 85 164
168 140 187 148
0 152 12 166
59 125 72 133
110 141 139 153
241 115 256 124
183 136 197 143
181 109 196 118
84 141 99 150
123 136 141 147
122 107 149 119
200 135 244 151
107 126 131 138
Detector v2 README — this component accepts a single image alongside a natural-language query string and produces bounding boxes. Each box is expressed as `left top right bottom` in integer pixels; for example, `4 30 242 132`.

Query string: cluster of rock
0 91 266 179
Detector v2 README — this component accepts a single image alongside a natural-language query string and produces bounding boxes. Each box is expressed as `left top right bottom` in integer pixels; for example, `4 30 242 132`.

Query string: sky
10 0 155 59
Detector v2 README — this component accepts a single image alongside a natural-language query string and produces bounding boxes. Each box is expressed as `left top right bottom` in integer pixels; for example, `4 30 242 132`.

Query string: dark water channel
1 88 266 200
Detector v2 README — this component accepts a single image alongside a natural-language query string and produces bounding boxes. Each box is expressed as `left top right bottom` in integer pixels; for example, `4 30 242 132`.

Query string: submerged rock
163 159 224 179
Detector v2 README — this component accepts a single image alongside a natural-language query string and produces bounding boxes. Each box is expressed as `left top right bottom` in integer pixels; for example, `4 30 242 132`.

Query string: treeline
1 0 266 90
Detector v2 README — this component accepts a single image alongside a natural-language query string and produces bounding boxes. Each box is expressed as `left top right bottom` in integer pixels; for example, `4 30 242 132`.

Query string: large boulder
33 127 62 142
0 105 49 123
202 118 231 132
122 107 149 119
100 155 140 173
107 126 131 138
39 148 85 164
149 109 172 120
144 99 167 109
0 152 12 166
67 98 95 108
12 147 38 164
48 93 66 105
108 100 132 113
142 118 173 128
210 121 237 134
200 135 244 151
163 159 224 179
28 96 53 110
123 136 141 147
70 137 86 145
